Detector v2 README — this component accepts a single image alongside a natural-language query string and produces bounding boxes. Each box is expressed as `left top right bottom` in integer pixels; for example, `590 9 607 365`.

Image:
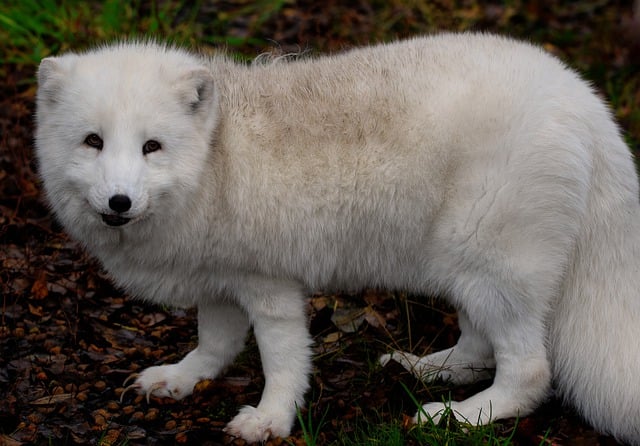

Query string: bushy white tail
552 119 640 444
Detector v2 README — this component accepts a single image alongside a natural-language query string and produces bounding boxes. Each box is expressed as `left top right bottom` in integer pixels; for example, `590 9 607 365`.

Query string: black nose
108 194 132 213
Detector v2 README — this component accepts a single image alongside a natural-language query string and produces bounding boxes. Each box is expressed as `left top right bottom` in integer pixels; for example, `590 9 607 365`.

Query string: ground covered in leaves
1 1 639 445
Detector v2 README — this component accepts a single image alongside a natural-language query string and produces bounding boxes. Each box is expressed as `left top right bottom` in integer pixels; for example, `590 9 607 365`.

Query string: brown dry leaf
310 295 330 310
92 408 111 427
331 307 365 333
9 276 29 292
362 289 393 306
123 427 146 440
323 332 342 343
100 428 122 446
27 303 44 317
47 281 68 295
29 393 73 406
442 314 458 327
194 379 215 393
402 413 414 430
18 177 38 197
140 312 167 327
363 305 386 329
0 434 24 446
30 271 49 300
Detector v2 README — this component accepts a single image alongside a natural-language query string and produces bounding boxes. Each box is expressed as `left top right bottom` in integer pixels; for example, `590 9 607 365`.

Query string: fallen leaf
27 303 44 317
30 271 49 300
331 307 365 333
0 434 24 446
30 394 73 406
363 305 385 329
323 332 343 343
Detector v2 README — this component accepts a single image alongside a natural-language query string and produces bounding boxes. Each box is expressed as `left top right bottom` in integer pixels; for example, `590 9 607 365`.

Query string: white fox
35 33 640 444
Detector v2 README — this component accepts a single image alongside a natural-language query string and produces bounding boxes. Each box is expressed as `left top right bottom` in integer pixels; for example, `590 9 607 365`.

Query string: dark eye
142 140 161 155
84 133 103 150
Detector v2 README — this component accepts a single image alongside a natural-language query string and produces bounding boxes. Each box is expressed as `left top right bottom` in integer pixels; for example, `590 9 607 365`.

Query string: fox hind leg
408 143 588 426
380 310 495 384
413 267 556 426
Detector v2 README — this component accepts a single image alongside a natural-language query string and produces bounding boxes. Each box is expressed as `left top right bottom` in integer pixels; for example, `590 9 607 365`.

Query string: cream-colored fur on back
35 33 640 444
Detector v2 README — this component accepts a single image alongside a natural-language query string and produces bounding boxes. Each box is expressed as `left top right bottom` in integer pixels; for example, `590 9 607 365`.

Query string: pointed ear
175 66 216 115
37 57 67 105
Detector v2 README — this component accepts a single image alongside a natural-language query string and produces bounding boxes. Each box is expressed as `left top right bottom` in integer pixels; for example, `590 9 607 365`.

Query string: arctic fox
35 33 640 444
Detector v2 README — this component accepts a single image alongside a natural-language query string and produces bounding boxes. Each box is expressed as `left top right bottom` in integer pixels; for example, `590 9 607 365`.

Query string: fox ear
176 66 216 115
37 57 67 105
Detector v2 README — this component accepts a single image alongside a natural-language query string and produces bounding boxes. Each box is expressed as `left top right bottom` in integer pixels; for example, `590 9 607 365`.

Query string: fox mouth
101 214 132 227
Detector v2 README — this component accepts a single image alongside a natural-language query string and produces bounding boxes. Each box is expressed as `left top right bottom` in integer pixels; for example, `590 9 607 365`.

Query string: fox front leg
123 302 250 401
224 279 313 442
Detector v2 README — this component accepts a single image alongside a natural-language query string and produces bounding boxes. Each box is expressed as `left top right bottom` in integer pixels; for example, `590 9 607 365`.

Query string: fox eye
142 140 161 155
84 133 103 150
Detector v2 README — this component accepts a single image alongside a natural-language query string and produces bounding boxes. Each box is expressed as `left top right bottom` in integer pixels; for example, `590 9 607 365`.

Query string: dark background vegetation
1 1 639 445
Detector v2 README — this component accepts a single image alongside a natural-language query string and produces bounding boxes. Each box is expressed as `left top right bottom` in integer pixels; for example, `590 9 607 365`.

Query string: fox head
35 42 219 244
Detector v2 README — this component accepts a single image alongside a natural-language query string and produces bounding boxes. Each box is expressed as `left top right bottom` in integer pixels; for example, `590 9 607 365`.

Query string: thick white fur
35 34 640 444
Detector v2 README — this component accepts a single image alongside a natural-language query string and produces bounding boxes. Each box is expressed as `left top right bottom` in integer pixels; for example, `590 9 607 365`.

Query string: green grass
0 0 283 73
0 0 193 74
292 402 329 446
329 407 526 446
402 384 520 446
323 385 551 446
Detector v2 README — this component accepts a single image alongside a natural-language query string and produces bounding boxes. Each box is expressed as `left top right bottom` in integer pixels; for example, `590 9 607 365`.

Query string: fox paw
380 350 494 384
380 351 451 382
414 402 451 425
121 364 199 402
224 405 292 443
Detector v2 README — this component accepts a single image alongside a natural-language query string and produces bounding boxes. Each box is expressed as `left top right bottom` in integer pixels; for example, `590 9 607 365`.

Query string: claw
119 372 170 404
119 373 140 404
119 383 140 404
122 373 139 388
146 381 168 403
